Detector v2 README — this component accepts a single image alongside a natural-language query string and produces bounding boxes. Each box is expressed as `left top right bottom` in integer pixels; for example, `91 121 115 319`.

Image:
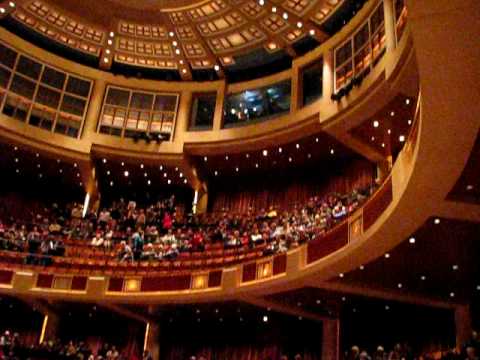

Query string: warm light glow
297 22 303 28
309 29 315 36
385 253 390 258
399 135 405 142
39 315 48 344
282 12 288 19
124 170 129 177
409 237 415 244
262 149 268 156
144 322 150 351
434 218 441 224
124 278 141 292
263 315 268 322
373 120 379 128
82 193 90 218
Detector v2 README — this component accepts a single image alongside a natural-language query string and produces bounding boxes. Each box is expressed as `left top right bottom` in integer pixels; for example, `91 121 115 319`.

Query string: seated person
118 241 133 262
91 232 104 247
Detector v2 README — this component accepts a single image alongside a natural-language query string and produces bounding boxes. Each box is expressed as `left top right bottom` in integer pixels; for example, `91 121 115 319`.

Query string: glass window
0 41 92 138
16 56 42 80
190 92 216 130
0 67 11 89
223 80 291 127
41 67 66 90
9 75 36 99
35 86 61 109
0 43 17 69
98 85 179 140
302 59 323 106
65 76 91 97
334 2 386 92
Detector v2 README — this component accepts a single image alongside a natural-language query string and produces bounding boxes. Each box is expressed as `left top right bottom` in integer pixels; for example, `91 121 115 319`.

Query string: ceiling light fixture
297 22 303 28
282 12 288 19
309 29 315 36
409 237 416 244
373 120 379 128
271 6 277 12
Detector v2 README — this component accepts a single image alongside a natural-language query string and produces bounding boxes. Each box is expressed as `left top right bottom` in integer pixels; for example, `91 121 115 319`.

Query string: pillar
322 50 334 99
39 312 60 344
383 0 397 53
291 65 302 112
144 322 160 360
213 80 227 131
82 78 106 137
173 90 193 140
455 305 472 351
322 319 340 360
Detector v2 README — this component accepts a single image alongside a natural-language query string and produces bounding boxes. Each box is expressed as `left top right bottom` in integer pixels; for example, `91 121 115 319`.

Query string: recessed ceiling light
176 49 181 55
316 299 321 304
169 31 174 37
315 137 319 143
184 179 187 184
309 29 315 36
297 22 303 28
110 181 114 186
179 60 184 65
140 163 144 169
341 296 346 301
271 6 276 12
307 153 311 158
9 2 16 8
147 180 151 185
106 49 111 54
109 31 115 37
214 170 218 176
466 184 474 191
384 253 390 259
104 57 109 63
405 98 410 105
258 0 265 4
255 163 259 168
106 170 110 175
282 12 288 19
330 148 334 155
262 149 268 156
172 41 178 47
167 179 172 184
387 129 391 134
390 111 395 117
449 292 455 298
164 173 167 178
124 171 129 177
409 237 416 244
434 218 441 224
476 285 480 291
397 283 403 289
182 68 187 73
288 157 292 162
452 264 459 271
359 265 364 270
381 143 385 148
107 39 113 45
339 273 344 278
373 120 379 128
371 136 375 141
214 64 220 71
225 155 229 160
263 315 268 322
159 165 163 170
278 147 282 153
144 172 148 177
296 143 300 149
408 119 412 125
235 167 239 172
385 305 390 310
421 275 426 281
399 135 405 142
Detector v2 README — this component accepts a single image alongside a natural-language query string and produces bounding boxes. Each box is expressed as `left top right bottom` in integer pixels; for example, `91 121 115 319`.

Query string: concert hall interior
0 0 479 359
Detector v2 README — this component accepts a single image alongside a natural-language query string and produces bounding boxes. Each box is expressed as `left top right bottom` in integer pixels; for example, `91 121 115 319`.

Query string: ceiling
0 0 368 81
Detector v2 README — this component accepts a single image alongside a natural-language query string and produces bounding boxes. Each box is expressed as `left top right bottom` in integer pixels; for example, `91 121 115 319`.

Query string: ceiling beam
187 23 225 78
325 130 387 163
309 281 460 310
238 294 333 322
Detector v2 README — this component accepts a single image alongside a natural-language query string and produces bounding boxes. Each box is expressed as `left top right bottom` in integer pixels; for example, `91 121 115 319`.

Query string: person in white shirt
91 232 104 247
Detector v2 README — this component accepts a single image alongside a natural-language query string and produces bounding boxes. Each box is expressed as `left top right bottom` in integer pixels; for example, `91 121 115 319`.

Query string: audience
0 186 376 268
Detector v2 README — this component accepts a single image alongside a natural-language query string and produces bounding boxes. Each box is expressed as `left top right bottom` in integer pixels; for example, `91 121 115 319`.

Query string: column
290 64 302 112
144 322 160 360
173 90 193 141
322 50 334 99
82 78 106 138
213 80 227 131
455 305 472 351
322 319 340 360
383 0 397 53
39 312 60 344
